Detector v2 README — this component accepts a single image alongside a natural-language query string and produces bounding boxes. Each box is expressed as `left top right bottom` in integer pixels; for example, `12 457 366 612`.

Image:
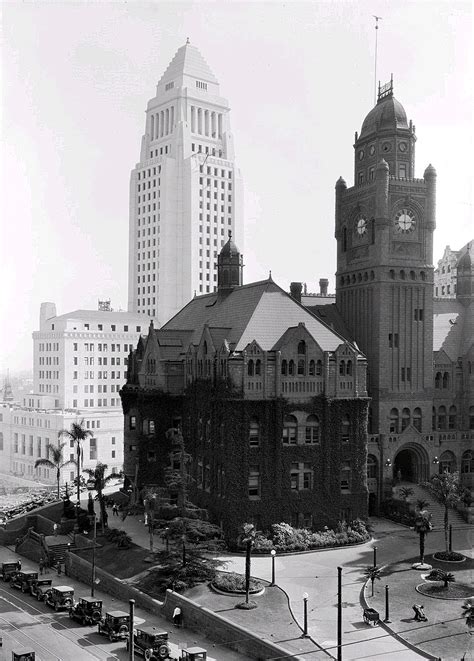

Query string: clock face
399 142 407 152
358 150 365 161
356 215 368 235
369 145 376 156
394 208 416 233
382 141 392 153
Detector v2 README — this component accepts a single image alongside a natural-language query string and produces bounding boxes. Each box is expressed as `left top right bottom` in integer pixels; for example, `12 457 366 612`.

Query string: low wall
64 552 300 659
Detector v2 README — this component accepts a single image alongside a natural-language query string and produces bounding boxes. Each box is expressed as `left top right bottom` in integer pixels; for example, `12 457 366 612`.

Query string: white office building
128 40 244 325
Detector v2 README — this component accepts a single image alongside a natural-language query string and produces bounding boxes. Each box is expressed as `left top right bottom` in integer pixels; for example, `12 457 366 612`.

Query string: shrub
213 571 262 593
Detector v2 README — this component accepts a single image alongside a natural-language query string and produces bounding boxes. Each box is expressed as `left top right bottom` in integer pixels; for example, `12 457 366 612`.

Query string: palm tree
413 508 433 566
461 598 474 629
58 420 93 511
399 486 414 501
242 522 256 606
424 472 462 553
81 463 117 532
34 442 76 499
427 568 455 589
415 498 429 511
364 565 382 596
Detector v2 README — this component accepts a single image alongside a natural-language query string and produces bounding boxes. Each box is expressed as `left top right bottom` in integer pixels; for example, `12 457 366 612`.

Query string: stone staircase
398 482 472 530
44 535 72 566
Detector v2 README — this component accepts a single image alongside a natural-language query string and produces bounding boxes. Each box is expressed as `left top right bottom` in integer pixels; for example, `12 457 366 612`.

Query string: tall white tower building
128 40 244 325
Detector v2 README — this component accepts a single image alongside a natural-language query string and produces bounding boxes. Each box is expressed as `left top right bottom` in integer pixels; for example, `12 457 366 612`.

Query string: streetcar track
0 585 118 660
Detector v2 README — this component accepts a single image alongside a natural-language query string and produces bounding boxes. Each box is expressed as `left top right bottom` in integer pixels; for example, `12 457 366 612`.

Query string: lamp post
337 566 342 661
129 598 135 661
91 513 97 597
270 549 276 586
373 545 377 568
182 534 186 567
164 527 169 553
302 592 309 637
383 584 391 623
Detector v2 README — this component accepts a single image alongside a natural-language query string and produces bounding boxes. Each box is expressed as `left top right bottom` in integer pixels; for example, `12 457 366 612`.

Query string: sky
1 0 472 374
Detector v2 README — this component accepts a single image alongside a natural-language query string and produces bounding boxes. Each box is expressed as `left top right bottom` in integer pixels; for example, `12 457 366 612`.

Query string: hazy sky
1 0 472 373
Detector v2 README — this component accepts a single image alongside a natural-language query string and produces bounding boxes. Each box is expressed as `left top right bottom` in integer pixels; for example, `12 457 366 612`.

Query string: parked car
12 650 36 661
1 560 21 582
29 578 53 601
125 626 171 659
44 586 74 612
69 597 103 625
97 610 130 642
10 571 38 593
181 648 207 661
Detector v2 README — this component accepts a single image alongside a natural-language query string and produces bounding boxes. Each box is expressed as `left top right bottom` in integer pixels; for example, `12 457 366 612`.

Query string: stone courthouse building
121 71 473 535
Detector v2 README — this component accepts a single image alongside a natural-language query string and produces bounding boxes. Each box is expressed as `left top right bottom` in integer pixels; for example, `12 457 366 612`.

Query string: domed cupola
353 76 416 184
217 231 243 294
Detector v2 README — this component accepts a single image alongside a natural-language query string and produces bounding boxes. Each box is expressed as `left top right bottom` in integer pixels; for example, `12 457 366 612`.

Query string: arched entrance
393 443 430 483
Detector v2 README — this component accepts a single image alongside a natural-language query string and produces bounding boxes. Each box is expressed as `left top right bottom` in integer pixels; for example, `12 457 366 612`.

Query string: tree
164 427 192 509
415 498 429 511
413 508 433 566
424 472 462 553
399 486 414 501
363 565 382 596
82 463 117 532
427 568 455 589
34 442 76 499
462 598 474 629
58 420 93 509
242 523 257 607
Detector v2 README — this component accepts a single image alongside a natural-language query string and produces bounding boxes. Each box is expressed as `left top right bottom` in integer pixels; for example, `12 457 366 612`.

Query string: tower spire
373 15 382 106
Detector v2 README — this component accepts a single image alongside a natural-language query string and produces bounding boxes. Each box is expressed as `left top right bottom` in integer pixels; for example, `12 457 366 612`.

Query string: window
434 372 442 389
346 360 352 376
282 415 297 445
470 406 474 430
414 308 424 322
309 360 315 376
305 415 320 444
255 359 261 376
442 372 450 389
316 360 322 376
249 418 260 447
339 360 345 375
248 465 260 499
448 405 457 430
290 462 313 491
247 360 254 376
389 333 399 348
340 462 351 491
89 438 97 460
367 455 377 479
340 414 350 443
281 360 287 375
129 415 137 430
413 407 422 432
461 451 473 474
437 406 447 430
297 359 305 375
401 408 410 431
288 360 295 376
297 341 306 355
389 408 399 434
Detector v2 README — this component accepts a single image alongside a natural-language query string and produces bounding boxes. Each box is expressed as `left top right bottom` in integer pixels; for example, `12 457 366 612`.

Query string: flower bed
212 571 263 594
416 582 473 600
432 551 465 562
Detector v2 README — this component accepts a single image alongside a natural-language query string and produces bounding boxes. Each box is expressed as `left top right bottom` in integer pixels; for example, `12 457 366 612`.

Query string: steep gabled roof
433 298 473 360
162 278 358 354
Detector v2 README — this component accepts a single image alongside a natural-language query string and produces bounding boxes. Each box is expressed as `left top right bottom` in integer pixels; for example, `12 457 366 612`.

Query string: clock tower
335 78 437 494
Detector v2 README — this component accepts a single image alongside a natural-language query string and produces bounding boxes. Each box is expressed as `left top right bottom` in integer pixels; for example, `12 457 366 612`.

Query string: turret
424 164 437 230
217 231 243 295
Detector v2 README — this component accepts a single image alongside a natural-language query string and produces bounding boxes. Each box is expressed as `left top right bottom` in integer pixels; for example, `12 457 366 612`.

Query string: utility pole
337 566 342 661
129 599 135 661
91 513 97 597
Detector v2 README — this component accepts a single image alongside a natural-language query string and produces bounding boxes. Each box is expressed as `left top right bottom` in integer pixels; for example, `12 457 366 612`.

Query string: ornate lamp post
270 549 276 586
302 592 309 637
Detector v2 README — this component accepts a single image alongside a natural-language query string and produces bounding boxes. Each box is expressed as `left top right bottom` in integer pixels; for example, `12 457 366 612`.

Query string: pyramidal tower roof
158 39 219 88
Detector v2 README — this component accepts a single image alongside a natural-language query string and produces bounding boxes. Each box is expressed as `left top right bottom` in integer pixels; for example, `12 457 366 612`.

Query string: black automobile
97 610 130 642
44 585 75 612
69 596 103 625
125 626 171 659
1 560 21 581
10 571 38 593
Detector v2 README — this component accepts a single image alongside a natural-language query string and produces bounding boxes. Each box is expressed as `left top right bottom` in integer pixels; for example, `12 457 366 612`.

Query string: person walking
172 606 182 627
53 523 58 537
39 558 44 576
112 503 118 517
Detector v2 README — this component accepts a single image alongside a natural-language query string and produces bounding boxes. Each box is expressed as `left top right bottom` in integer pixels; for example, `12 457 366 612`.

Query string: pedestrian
112 503 118 517
397 468 402 484
39 558 44 576
53 523 58 536
172 606 182 627
412 604 427 622
144 512 148 526
57 562 62 577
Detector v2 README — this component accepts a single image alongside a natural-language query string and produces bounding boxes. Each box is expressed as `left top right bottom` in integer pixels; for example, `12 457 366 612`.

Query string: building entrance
393 444 429 483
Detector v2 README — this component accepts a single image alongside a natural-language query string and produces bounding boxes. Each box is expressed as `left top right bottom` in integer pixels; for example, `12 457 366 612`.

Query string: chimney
290 282 303 303
319 279 329 296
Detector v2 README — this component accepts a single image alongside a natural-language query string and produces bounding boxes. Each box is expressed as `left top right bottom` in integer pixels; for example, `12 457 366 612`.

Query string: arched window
368 406 373 434
401 407 411 431
282 415 297 445
309 360 315 376
316 360 323 376
435 372 442 389
439 450 456 474
346 360 353 376
342 226 347 252
413 407 422 432
448 405 457 429
341 414 350 443
249 418 260 447
400 270 406 280
339 360 345 375
297 341 306 355
288 360 295 376
442 372 450 389
305 415 320 444
461 450 473 474
298 359 305 375
437 405 447 430
255 359 261 376
389 269 395 280
247 360 254 376
367 454 378 479
203 341 207 355
281 360 287 375
389 408 399 434
432 406 436 430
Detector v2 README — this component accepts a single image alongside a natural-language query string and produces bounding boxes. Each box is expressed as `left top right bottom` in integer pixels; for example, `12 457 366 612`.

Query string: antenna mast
373 15 382 105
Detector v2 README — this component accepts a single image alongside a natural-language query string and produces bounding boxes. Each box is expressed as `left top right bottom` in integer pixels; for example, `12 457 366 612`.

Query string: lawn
75 533 152 579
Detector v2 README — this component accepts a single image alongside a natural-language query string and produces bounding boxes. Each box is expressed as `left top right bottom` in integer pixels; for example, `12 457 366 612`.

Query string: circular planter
416 582 473 600
412 562 432 571
432 552 466 563
210 582 265 597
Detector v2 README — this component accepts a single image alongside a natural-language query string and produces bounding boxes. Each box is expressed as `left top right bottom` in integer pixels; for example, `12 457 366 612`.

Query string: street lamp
164 527 169 553
302 592 309 637
90 512 97 597
182 534 186 567
373 545 377 568
270 549 276 586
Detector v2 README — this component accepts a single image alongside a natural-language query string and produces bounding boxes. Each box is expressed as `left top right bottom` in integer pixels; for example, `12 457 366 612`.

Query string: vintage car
181 648 207 661
125 626 171 659
11 650 36 661
10 571 38 593
1 560 21 582
29 578 53 601
69 597 103 625
44 585 74 612
97 610 130 642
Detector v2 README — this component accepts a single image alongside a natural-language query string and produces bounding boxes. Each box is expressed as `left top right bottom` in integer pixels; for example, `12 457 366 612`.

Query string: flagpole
373 15 382 105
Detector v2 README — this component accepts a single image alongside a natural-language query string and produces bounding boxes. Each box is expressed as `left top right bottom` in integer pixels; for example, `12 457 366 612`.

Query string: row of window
38 343 59 352
339 269 427 285
248 461 352 498
434 372 451 389
73 371 126 380
38 357 59 365
74 343 135 352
